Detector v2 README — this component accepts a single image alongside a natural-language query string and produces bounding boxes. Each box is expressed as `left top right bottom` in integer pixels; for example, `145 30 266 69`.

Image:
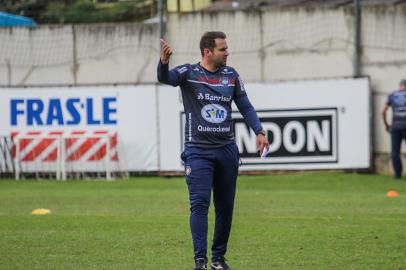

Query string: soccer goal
12 132 123 180
0 136 15 178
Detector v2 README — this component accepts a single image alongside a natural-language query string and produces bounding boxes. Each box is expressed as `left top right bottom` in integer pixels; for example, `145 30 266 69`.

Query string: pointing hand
160 38 173 64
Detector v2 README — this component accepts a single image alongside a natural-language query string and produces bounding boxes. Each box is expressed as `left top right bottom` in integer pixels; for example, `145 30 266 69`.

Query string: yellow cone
386 190 399 197
31 208 51 215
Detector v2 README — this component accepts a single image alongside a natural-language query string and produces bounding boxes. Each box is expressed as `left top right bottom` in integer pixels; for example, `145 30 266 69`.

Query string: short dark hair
400 79 406 87
200 31 226 56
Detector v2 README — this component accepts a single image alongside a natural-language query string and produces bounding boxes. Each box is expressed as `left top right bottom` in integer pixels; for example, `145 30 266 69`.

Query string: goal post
0 136 15 177
13 132 118 180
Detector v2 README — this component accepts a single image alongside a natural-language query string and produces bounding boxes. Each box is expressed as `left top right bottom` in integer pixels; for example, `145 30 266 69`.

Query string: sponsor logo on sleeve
177 66 188 74
237 76 245 92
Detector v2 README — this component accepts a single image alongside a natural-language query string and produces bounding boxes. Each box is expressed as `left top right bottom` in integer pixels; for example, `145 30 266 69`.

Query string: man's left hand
257 134 269 156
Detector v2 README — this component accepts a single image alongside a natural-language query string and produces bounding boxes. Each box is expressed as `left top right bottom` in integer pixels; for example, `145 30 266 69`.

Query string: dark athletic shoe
211 258 232 270
193 258 207 270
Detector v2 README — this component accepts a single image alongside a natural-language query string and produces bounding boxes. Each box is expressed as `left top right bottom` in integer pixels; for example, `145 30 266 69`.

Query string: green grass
0 173 405 270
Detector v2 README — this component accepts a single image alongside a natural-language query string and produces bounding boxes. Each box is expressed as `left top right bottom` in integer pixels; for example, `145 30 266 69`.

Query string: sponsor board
233 108 338 165
173 78 370 171
1 78 371 173
10 97 117 126
0 85 158 172
180 108 338 165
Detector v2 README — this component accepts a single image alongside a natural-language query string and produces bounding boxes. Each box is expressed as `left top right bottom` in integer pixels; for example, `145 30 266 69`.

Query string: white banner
0 85 158 172
0 78 370 174
162 78 371 171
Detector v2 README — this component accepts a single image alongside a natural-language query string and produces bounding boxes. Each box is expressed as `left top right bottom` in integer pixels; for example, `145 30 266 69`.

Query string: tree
2 0 156 24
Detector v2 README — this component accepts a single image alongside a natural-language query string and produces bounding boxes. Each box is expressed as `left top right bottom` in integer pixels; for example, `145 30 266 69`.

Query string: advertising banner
0 85 158 172
0 78 370 174
169 78 370 171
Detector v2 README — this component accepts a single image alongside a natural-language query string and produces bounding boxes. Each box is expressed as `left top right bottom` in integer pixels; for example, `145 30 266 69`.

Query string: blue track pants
181 142 239 262
391 128 406 178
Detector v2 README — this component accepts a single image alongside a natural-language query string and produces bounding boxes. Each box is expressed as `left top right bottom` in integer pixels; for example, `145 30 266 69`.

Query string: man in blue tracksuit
157 31 269 270
382 79 406 179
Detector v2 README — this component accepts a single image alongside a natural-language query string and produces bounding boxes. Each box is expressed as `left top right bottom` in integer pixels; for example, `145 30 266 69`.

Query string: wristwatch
257 129 266 136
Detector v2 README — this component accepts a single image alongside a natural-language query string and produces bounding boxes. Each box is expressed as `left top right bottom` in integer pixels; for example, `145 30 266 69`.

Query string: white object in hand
261 147 269 159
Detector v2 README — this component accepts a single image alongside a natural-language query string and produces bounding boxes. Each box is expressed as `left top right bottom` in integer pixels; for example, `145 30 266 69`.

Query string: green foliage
3 0 154 24
0 173 405 269
2 0 48 22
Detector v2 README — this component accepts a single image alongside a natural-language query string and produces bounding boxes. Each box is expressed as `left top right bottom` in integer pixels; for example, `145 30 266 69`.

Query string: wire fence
0 6 406 84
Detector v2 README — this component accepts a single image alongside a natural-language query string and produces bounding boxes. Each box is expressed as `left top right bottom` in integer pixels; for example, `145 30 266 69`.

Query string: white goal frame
14 133 113 181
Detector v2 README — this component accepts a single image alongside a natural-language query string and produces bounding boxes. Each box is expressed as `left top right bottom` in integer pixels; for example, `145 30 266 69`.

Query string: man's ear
204 48 212 57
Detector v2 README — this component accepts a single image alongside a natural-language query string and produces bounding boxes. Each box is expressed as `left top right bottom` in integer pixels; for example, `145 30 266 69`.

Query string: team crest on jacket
220 76 229 86
185 166 192 175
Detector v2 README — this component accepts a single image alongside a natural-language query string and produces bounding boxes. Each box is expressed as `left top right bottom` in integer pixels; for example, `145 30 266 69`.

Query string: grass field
0 172 405 270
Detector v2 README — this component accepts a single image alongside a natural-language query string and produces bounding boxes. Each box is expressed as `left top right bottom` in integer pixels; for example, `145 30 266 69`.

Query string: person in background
382 79 406 179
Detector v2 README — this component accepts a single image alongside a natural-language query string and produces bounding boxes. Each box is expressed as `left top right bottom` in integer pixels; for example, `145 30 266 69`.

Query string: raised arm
157 39 184 87
160 38 172 65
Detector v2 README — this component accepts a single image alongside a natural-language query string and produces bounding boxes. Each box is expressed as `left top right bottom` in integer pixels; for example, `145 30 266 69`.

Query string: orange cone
386 190 399 197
